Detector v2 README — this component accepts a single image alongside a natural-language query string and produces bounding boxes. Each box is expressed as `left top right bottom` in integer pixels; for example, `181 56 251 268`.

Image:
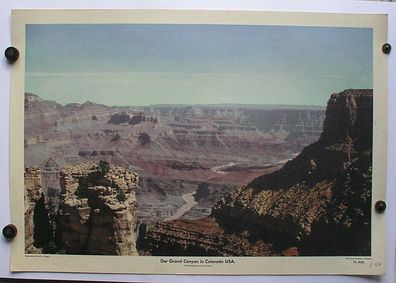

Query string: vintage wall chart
9 9 388 274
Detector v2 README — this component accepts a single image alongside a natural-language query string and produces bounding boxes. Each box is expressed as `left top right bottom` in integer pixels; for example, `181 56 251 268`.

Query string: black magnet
4 47 19 63
382 43 391 54
2 224 17 239
375 200 386 213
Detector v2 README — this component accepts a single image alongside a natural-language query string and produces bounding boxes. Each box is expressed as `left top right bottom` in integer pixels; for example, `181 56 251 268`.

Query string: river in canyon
164 192 198 221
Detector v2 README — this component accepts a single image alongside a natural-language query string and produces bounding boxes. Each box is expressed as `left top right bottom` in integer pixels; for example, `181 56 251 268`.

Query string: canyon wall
24 167 51 253
140 218 274 256
56 162 139 255
212 89 373 255
142 89 373 256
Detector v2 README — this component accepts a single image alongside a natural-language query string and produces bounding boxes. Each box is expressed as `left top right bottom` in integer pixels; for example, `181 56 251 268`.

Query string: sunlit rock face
56 162 139 255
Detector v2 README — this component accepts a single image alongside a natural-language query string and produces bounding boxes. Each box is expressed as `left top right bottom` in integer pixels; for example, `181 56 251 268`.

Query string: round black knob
2 224 17 239
382 43 391 54
375 200 386 213
4 47 20 63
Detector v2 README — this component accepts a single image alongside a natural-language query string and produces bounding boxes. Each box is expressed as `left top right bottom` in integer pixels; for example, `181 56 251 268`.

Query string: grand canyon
24 88 372 256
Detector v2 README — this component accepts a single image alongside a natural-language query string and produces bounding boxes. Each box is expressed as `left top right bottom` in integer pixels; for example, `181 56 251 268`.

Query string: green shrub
97 161 110 176
138 132 151 145
116 189 127 202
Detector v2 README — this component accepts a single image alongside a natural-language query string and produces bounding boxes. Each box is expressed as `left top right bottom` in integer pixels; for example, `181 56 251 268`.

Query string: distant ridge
25 92 325 110
150 104 326 110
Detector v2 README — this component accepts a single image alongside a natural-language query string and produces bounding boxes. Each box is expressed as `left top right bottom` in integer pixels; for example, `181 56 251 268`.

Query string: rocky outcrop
24 167 51 253
320 89 372 150
56 162 139 255
212 89 373 255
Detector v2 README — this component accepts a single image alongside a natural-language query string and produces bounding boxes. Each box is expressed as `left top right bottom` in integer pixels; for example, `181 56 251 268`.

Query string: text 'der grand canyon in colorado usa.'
24 23 374 258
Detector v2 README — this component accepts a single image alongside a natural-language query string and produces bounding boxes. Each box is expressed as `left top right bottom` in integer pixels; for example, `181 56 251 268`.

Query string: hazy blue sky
25 24 372 106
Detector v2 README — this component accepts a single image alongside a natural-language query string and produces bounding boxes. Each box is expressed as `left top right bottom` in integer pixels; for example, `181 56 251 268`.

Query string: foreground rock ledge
56 162 139 255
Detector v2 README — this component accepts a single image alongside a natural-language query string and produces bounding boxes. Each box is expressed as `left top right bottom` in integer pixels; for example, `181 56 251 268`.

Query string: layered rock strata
56 162 139 255
141 89 373 256
140 218 274 256
213 89 373 255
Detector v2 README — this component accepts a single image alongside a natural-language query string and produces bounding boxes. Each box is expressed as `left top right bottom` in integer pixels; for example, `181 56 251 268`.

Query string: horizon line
25 92 328 108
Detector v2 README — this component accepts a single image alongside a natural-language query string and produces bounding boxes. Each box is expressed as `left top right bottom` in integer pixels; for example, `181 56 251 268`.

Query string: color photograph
11 10 387 274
